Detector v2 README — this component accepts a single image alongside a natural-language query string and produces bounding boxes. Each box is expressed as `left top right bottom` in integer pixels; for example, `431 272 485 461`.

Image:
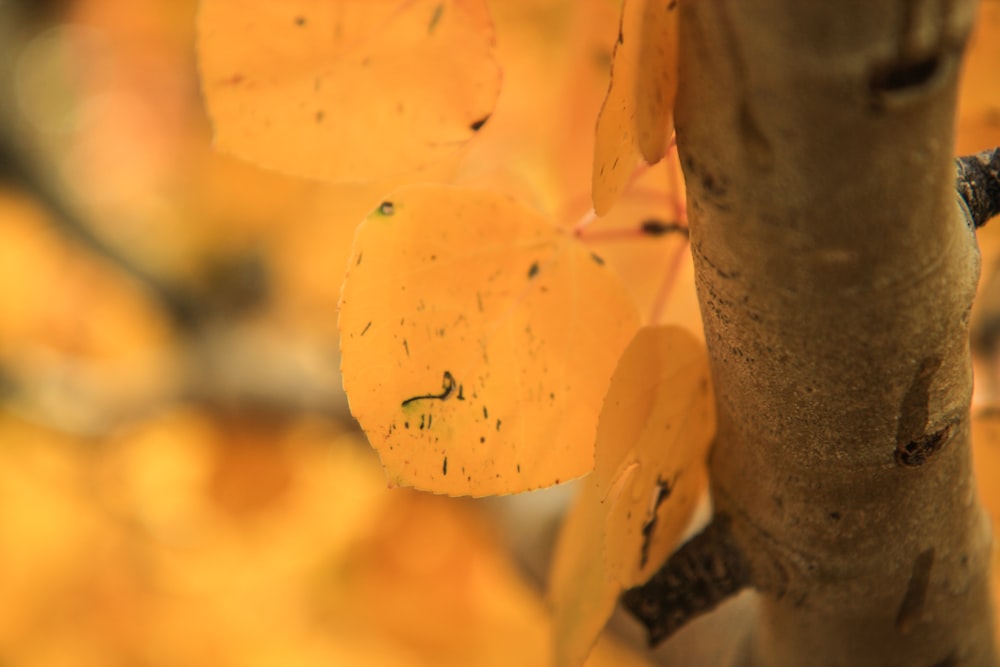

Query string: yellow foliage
0 410 661 666
4 0 999 664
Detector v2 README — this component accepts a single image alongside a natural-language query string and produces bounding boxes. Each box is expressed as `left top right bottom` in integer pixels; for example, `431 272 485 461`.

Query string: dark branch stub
956 147 1000 229
622 513 751 647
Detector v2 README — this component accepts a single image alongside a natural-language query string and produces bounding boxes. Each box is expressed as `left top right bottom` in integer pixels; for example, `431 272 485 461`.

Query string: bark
638 1 998 665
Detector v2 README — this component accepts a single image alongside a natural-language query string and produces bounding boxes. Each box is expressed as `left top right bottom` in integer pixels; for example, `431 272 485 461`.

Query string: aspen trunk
676 1 998 664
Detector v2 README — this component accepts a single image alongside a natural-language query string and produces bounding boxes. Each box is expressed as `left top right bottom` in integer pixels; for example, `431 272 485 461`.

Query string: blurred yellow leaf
592 0 679 215
0 192 171 364
634 0 679 164
0 191 177 432
0 417 146 667
549 325 714 666
595 325 713 586
972 409 1000 644
339 488 657 667
198 0 501 182
548 481 622 667
956 0 1000 155
457 0 620 215
339 184 640 496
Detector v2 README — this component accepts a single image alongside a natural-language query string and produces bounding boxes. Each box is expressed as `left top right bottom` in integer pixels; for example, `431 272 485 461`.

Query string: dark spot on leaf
483 406 488 419
829 511 841 521
517 463 521 473
442 456 448 475
591 253 605 265
617 27 624 45
470 114 491 132
640 477 673 568
356 253 363 265
404 421 410 429
315 110 325 123
294 15 307 26
428 3 444 33
402 371 456 406
378 201 395 216
480 436 485 443
668 0 677 9
592 47 612 70
528 262 540 279
360 321 372 336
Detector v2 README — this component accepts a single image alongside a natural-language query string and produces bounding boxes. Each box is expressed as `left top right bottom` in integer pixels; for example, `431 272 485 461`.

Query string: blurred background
0 1 998 666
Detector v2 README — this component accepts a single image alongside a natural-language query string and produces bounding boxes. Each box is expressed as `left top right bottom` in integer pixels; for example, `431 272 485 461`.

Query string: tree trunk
676 1 997 665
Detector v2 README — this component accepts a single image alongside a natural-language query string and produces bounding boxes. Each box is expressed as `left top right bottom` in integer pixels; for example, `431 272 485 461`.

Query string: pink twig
649 238 690 325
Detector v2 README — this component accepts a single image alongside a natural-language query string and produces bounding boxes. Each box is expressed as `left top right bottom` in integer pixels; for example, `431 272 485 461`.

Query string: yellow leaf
339 185 640 496
634 0 679 164
198 0 501 182
548 325 714 666
548 482 623 667
594 325 713 587
592 0 680 215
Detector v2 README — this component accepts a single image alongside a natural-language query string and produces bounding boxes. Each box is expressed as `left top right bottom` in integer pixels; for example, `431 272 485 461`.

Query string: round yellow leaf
595 325 714 587
338 184 640 496
198 0 501 182
547 325 714 667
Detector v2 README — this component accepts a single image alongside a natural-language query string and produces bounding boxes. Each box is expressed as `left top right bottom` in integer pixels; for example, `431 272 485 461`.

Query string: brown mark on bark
895 356 947 467
896 548 935 633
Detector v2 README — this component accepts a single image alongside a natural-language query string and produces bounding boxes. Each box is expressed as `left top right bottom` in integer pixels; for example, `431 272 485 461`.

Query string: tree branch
622 513 751 647
957 147 1000 228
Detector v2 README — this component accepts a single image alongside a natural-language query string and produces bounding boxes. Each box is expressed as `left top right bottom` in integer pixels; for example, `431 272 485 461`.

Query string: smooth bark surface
676 1 997 665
